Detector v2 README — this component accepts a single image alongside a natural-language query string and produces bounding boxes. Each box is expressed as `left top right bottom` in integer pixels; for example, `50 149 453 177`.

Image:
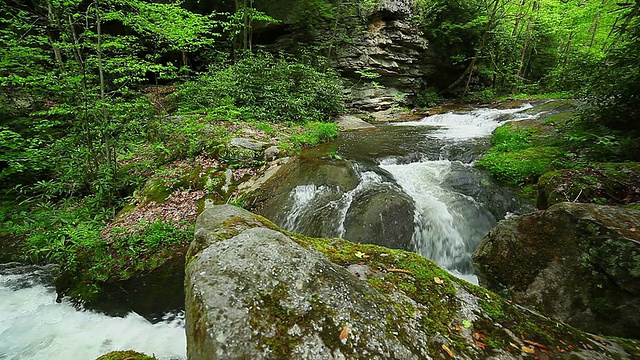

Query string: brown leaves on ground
102 189 204 241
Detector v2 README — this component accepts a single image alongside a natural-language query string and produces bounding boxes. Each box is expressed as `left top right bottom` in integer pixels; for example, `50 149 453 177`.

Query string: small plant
289 122 339 148
414 88 441 108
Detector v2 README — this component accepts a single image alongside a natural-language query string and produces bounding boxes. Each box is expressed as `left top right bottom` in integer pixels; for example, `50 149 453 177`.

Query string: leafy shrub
477 125 563 184
414 88 441 108
173 53 345 123
289 122 339 148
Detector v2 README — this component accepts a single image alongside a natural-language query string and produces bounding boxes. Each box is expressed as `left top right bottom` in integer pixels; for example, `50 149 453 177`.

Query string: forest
1 0 639 320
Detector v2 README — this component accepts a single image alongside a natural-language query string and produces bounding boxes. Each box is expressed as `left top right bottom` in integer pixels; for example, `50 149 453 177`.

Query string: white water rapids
0 104 539 359
0 263 186 360
275 104 539 284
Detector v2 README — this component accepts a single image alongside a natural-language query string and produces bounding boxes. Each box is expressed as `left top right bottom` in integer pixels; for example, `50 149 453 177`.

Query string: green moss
282 232 460 337
96 350 155 360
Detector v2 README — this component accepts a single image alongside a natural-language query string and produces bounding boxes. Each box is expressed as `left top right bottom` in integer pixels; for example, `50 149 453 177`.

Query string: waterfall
266 103 537 284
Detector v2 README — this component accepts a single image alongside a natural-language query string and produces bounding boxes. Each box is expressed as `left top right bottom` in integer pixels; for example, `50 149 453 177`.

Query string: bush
289 122 339 148
477 125 564 184
173 53 345 123
414 88 441 108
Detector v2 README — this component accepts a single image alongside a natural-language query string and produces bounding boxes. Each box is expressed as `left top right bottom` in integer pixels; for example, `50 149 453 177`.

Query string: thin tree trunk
95 0 114 206
45 1 64 69
323 0 344 72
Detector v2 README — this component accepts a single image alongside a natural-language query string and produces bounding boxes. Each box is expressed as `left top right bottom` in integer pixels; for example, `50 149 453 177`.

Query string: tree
0 0 215 206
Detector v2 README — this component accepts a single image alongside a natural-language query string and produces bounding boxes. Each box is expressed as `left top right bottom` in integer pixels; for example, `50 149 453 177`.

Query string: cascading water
0 263 186 360
259 103 540 284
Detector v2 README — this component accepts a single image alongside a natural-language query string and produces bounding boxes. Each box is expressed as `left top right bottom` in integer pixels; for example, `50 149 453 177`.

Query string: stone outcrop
335 1 432 110
186 204 640 359
474 202 640 339
537 163 640 210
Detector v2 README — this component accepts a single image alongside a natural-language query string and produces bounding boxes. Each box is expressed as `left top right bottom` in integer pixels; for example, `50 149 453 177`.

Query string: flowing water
0 263 186 360
0 103 544 358
258 104 540 284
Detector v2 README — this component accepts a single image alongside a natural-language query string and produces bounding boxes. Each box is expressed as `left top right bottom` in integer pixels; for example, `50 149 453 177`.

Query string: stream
0 263 186 360
258 103 539 283
0 103 542 359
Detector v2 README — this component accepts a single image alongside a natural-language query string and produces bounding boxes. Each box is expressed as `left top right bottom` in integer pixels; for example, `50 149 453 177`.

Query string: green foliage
414 88 441 108
289 122 339 148
173 53 344 123
477 125 563 184
146 115 228 163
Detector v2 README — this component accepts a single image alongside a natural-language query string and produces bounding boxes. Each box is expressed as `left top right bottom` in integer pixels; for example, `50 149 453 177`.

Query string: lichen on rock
474 202 640 339
186 204 640 359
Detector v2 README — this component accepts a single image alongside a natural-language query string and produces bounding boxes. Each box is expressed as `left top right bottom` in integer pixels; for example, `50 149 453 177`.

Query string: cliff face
252 0 434 110
334 1 432 110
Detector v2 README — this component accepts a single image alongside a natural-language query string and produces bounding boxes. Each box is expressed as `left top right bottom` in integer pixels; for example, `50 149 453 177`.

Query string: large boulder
537 163 640 210
474 202 640 339
186 204 640 359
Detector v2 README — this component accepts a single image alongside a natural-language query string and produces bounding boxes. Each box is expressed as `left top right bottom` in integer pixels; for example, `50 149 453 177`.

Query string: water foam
0 264 186 360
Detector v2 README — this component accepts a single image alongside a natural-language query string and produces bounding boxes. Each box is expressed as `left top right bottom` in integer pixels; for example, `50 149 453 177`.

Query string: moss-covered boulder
474 202 640 339
96 350 155 360
186 204 640 359
537 163 640 209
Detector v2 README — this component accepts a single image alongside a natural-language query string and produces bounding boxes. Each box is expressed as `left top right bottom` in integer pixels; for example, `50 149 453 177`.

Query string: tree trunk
95 0 115 206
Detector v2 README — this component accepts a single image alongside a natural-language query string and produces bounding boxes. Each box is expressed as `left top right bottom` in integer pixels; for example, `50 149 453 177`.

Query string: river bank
2 97 639 358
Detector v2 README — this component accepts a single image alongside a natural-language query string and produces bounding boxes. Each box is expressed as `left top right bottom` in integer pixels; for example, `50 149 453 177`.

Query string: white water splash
0 264 186 360
380 160 495 282
395 104 535 139
282 169 389 238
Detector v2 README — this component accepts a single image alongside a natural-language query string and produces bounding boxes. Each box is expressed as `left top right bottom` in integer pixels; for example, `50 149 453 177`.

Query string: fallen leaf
455 325 462 332
523 339 546 349
475 341 486 349
462 320 472 328
434 277 444 284
441 344 454 358
362 254 370 259
630 227 636 232
473 332 487 340
339 326 350 340
354 251 365 258
521 346 536 354
557 346 565 353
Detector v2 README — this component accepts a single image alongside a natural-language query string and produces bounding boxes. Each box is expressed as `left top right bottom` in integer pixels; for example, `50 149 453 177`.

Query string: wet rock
474 202 640 339
343 187 415 250
187 205 640 359
334 115 376 131
96 350 155 360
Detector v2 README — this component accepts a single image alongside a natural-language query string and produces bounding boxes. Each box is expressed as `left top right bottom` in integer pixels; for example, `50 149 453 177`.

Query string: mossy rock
474 202 640 339
96 350 155 360
186 204 640 359
537 162 640 209
56 244 187 318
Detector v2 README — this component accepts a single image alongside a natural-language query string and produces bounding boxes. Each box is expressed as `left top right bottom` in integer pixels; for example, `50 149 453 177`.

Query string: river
257 103 539 284
0 263 186 360
0 103 541 359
